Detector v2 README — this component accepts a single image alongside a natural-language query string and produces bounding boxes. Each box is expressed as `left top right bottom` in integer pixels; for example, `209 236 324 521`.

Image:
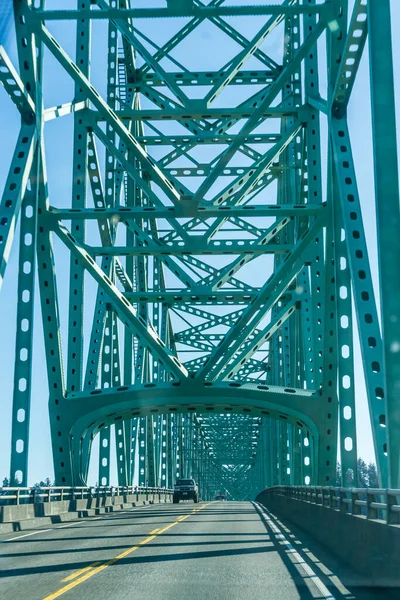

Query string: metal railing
263 486 400 525
0 486 173 506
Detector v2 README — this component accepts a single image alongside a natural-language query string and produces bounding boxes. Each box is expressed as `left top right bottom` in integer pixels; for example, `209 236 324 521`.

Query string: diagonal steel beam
332 0 367 118
331 117 388 486
209 123 302 207
97 0 191 107
123 219 197 289
193 20 326 203
199 219 290 291
219 299 298 380
89 123 190 242
139 0 225 75
39 25 182 206
204 0 294 105
195 218 322 379
0 46 35 120
0 125 36 291
55 221 188 380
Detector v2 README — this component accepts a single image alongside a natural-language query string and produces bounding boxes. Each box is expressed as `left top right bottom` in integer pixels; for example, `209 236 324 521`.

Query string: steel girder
1 0 398 494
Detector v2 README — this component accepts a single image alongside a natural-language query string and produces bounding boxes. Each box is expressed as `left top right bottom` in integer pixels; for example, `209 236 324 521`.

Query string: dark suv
173 478 199 503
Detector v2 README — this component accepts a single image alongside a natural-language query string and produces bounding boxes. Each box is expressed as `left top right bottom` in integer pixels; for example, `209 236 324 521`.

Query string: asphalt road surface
0 501 398 600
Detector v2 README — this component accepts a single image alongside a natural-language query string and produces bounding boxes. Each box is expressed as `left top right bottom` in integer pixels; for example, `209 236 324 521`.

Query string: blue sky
0 1 399 484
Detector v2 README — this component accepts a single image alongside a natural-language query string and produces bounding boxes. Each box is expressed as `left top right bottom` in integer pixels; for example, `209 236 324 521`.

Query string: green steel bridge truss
1 0 399 496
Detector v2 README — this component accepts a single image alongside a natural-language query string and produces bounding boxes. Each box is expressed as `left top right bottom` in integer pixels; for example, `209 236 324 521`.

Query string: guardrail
0 486 173 506
264 486 400 525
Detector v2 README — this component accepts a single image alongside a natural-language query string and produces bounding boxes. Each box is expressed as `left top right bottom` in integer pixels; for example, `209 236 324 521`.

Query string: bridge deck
0 502 396 600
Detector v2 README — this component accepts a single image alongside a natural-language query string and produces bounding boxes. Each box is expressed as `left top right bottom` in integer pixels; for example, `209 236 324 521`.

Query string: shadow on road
254 503 399 600
0 502 398 600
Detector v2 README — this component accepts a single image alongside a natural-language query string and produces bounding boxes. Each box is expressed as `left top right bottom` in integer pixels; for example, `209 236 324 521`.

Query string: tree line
2 477 54 488
336 459 379 488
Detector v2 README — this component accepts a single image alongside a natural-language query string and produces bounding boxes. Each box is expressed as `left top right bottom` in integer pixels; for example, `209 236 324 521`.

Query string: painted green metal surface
1 0 399 496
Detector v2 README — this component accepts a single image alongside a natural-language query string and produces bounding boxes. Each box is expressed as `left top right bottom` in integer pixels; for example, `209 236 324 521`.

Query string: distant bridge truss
0 0 399 495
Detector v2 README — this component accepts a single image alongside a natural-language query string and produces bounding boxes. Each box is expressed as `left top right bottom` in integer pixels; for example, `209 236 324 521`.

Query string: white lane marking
58 521 87 529
3 529 53 542
0 520 88 542
253 502 336 600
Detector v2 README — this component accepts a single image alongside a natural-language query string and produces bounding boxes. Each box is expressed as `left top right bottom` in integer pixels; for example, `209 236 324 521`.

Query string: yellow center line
61 562 101 583
43 503 212 600
149 528 159 534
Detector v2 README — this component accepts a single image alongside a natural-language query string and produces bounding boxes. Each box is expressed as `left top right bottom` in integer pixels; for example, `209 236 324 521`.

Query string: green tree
357 458 369 488
335 462 355 486
33 478 54 488
367 462 379 488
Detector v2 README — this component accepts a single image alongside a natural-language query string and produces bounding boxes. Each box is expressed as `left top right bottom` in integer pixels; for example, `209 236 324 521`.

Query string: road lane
0 502 397 600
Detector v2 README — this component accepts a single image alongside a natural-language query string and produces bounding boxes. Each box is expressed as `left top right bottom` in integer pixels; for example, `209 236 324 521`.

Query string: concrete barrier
0 522 14 535
102 496 113 511
124 494 137 504
1 504 35 522
39 500 71 517
93 496 104 508
70 498 91 511
18 517 53 530
256 490 400 587
0 490 172 528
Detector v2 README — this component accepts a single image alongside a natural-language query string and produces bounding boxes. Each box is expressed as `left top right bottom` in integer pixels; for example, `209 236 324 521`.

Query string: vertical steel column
9 182 37 485
67 0 91 393
124 418 133 485
304 1 338 485
98 311 112 486
153 415 160 486
303 429 312 485
279 421 290 485
333 184 358 484
260 417 270 488
130 418 138 485
266 419 274 486
184 416 190 478
8 0 41 487
98 427 110 486
303 4 325 394
178 416 184 478
271 419 279 486
146 416 156 487
298 268 315 389
293 427 302 485
173 413 179 482
110 314 129 487
115 421 129 487
368 0 400 489
166 414 173 488
160 416 167 487
327 0 358 487
138 417 147 486
279 8 301 394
